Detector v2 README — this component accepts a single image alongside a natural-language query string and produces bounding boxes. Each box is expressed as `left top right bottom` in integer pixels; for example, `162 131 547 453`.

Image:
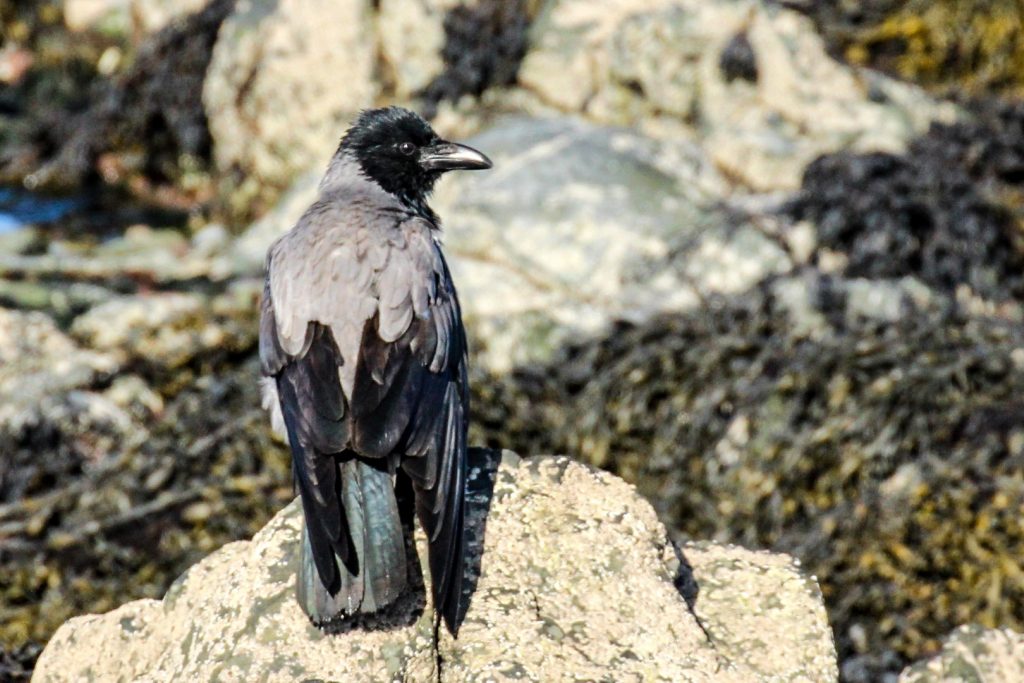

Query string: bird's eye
398 142 416 156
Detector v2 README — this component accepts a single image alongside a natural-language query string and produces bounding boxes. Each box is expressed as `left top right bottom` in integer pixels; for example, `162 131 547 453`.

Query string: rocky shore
32 451 839 682
3 0 1024 681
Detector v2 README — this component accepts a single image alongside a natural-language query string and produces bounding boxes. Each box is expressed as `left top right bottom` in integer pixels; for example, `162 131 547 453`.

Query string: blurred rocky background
2 0 1024 681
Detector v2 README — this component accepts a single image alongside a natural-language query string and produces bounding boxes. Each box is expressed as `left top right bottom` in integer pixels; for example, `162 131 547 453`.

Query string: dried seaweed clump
0 356 291 678
3 0 233 194
788 100 1024 303
419 0 537 115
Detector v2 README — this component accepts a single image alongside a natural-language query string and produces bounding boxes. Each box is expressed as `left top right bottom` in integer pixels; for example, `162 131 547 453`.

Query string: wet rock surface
32 451 838 682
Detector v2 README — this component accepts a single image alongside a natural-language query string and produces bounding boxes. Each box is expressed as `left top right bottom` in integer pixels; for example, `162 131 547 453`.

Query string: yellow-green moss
809 0 1024 96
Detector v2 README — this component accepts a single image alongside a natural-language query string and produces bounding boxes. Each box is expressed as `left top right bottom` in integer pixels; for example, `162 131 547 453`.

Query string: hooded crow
259 107 491 634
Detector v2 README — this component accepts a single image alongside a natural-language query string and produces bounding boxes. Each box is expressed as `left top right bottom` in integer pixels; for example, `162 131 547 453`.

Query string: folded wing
260 204 468 630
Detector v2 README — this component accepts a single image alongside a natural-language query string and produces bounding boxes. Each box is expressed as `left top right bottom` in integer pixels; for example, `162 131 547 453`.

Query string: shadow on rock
456 447 502 629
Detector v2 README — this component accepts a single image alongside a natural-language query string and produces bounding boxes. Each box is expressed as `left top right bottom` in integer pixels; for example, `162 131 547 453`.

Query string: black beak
420 141 493 172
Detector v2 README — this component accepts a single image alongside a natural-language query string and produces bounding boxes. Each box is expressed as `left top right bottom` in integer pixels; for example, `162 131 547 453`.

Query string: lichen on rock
32 451 838 682
899 625 1024 683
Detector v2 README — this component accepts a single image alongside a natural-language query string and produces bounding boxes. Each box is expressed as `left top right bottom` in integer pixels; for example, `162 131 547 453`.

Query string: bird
258 106 491 635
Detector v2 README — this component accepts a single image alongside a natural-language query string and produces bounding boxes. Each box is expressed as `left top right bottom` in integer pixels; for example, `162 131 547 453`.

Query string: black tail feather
297 457 407 626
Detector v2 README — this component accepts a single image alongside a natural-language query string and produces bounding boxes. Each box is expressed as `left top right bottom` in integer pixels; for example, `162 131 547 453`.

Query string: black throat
397 192 440 225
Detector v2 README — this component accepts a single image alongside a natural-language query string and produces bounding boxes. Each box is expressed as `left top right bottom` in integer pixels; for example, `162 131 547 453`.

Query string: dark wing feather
349 239 469 633
260 278 355 588
263 204 468 631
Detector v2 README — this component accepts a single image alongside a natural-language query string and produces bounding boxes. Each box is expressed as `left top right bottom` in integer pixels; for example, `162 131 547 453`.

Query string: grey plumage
259 107 490 635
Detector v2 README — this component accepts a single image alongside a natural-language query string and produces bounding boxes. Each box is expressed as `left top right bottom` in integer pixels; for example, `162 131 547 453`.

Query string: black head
338 107 492 203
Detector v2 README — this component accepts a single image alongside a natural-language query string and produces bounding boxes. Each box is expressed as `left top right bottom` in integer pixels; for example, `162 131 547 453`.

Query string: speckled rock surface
440 451 837 682
203 0 378 195
899 625 1024 682
681 542 837 682
517 0 958 191
31 495 438 682
32 450 838 682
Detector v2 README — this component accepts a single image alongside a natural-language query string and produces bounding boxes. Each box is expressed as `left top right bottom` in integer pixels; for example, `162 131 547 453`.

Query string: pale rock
70 285 260 369
34 450 839 682
63 0 131 32
130 0 211 33
899 625 1024 683
203 0 379 192
0 308 118 434
0 225 225 284
519 0 958 192
378 0 465 98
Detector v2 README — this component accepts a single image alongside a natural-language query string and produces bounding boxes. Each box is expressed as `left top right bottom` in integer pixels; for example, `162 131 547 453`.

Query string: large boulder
203 0 379 195
517 0 957 191
33 450 838 682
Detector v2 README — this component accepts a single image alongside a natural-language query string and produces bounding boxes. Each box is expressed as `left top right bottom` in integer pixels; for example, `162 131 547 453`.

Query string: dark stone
719 31 758 83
